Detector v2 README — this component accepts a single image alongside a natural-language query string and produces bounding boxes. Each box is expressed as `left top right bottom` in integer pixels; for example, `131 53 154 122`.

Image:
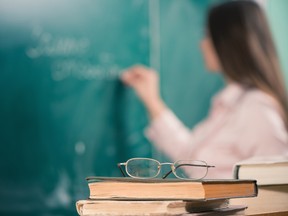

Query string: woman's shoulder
242 88 278 107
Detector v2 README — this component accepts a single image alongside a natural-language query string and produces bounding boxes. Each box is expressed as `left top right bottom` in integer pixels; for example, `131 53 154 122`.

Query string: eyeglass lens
173 160 208 179
126 158 159 178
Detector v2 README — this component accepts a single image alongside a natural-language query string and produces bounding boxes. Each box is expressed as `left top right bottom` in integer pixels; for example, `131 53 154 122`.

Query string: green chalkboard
0 0 223 215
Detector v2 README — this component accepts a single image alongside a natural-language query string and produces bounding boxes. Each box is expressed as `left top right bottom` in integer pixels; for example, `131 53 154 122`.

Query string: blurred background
0 0 287 215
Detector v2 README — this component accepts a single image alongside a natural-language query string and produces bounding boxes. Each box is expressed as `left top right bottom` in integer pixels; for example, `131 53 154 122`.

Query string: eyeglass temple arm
162 163 215 179
117 163 127 177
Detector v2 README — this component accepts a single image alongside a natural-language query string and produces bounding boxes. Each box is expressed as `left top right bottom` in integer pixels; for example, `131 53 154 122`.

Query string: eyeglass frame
117 157 215 180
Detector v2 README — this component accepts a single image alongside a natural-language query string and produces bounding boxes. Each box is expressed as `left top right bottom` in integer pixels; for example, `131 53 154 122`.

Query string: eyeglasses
117 158 215 180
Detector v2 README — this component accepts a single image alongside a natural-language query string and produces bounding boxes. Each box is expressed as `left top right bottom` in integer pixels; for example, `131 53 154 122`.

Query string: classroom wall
267 0 288 84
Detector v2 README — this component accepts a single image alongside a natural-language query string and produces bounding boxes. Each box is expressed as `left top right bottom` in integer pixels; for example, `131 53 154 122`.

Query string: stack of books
76 177 257 215
231 154 288 215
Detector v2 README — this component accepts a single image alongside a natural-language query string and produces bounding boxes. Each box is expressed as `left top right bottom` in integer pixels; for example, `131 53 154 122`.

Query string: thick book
76 199 231 216
86 177 257 201
233 154 288 185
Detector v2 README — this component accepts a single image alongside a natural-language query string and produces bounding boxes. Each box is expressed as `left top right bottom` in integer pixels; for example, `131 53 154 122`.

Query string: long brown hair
207 0 288 129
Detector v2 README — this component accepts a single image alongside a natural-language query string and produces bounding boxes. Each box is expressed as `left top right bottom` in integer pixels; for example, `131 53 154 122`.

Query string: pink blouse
145 83 288 179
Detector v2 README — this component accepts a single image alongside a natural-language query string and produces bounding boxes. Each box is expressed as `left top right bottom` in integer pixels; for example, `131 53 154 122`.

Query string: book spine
254 181 259 197
233 165 241 179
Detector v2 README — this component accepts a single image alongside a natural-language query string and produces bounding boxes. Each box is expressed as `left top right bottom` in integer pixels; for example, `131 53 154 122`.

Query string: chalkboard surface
0 0 223 215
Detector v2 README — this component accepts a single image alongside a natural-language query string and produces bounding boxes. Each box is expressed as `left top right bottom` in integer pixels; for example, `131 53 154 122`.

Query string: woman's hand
121 65 166 119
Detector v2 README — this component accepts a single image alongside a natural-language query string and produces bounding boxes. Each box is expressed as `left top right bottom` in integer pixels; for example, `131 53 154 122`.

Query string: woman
121 1 288 178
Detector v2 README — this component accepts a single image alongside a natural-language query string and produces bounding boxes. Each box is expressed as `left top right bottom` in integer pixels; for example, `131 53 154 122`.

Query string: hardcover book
86 177 257 201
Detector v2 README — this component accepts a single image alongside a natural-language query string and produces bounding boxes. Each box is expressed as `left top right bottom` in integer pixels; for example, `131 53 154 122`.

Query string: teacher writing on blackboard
121 1 288 178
